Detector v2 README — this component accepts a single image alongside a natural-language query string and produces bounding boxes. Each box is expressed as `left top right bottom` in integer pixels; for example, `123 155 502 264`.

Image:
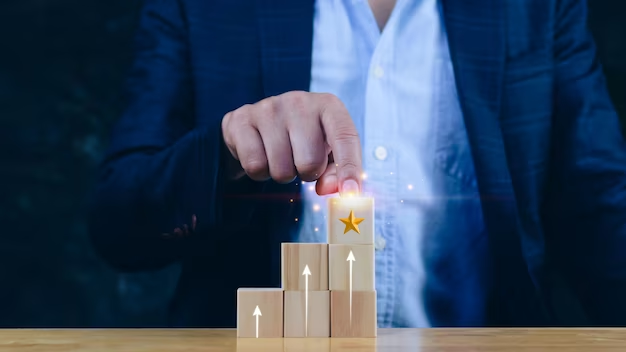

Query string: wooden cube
327 197 374 245
237 288 283 338
329 244 374 291
330 290 377 337
284 291 330 337
281 243 328 291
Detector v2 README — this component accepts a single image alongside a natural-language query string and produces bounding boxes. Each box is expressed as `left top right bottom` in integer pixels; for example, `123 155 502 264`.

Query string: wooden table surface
1 328 626 351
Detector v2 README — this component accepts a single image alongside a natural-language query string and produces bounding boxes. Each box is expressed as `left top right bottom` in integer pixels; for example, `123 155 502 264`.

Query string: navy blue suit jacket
90 0 626 327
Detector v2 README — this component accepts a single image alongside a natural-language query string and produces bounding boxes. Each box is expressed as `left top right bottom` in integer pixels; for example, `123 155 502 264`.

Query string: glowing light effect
314 227 319 232
313 204 320 211
407 184 413 190
361 173 368 180
295 218 298 222
308 185 315 191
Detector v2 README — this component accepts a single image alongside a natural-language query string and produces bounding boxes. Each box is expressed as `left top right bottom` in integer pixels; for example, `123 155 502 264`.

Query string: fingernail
341 179 359 195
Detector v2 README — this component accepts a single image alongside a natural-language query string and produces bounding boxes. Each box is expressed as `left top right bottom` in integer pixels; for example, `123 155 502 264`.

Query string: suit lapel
442 0 549 324
256 0 315 97
441 0 512 223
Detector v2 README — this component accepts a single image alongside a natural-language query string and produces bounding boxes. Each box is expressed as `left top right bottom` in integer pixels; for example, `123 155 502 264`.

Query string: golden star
339 210 365 234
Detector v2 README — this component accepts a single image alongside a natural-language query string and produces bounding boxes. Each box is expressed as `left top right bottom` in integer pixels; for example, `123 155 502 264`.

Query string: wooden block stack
282 242 329 337
327 196 377 338
237 196 376 338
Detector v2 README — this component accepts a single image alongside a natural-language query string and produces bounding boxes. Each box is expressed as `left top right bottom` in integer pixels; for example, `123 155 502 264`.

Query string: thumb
319 153 360 196
315 161 337 195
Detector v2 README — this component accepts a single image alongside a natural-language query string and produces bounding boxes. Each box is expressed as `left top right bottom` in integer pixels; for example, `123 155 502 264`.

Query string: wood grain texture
236 338 284 351
284 337 331 351
237 288 283 338
329 244 375 291
327 197 374 245
281 243 329 291
3 328 626 351
330 290 377 338
284 290 330 337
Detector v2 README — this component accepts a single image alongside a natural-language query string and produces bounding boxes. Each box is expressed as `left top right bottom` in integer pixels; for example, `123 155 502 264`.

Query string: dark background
0 0 624 327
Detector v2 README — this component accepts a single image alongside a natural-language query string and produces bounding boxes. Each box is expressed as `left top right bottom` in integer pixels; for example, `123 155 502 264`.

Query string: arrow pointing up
302 265 311 336
346 251 355 324
253 306 262 338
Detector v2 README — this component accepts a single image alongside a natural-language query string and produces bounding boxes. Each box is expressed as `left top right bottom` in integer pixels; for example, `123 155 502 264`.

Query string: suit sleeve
88 0 264 272
549 0 626 325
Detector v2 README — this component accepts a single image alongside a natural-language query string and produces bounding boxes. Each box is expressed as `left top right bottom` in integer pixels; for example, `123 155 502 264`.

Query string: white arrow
347 250 355 324
302 265 311 336
253 306 262 338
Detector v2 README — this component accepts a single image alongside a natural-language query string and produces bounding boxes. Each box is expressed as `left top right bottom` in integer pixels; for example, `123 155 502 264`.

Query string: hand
221 91 362 196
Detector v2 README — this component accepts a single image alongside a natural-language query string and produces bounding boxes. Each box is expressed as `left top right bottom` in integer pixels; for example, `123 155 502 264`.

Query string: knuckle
284 90 308 105
319 92 342 107
256 97 276 116
228 105 250 128
334 127 360 144
283 91 309 113
296 158 325 178
243 158 269 180
273 91 312 125
256 97 281 125
272 168 297 184
335 159 360 177
336 158 359 169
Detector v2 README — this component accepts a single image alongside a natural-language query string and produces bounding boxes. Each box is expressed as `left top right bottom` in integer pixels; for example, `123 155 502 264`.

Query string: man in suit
89 0 626 327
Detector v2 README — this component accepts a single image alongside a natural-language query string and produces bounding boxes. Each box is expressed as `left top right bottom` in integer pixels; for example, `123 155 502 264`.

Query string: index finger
316 93 363 196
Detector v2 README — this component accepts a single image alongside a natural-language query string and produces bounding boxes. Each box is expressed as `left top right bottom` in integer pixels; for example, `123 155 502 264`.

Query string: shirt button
375 235 386 250
373 66 384 78
374 146 388 160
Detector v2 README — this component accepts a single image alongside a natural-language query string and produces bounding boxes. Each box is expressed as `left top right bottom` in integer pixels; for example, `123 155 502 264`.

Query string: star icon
339 210 365 234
